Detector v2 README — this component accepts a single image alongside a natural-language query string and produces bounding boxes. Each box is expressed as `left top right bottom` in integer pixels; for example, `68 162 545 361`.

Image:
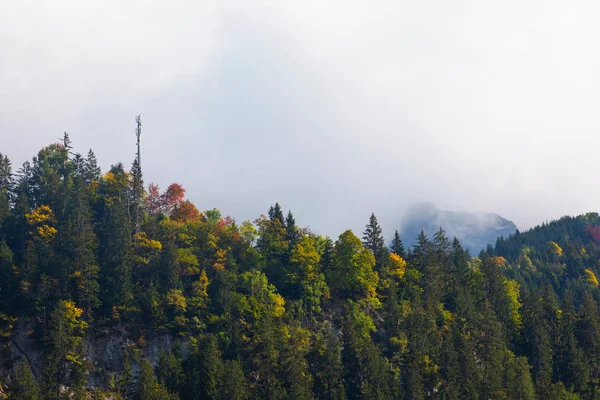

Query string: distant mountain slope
489 212 600 302
400 202 517 254
494 212 600 262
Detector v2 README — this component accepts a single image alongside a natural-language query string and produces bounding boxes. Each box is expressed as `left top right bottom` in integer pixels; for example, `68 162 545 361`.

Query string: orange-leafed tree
163 183 185 212
144 182 189 218
171 200 201 223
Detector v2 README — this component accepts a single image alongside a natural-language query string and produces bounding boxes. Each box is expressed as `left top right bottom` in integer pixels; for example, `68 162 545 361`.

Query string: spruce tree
136 358 174 400
433 227 451 255
557 294 588 392
42 300 87 400
285 210 300 245
0 153 12 221
309 323 346 400
362 213 387 270
98 164 133 312
0 240 16 313
451 237 470 285
268 202 285 225
200 336 223 400
320 237 334 274
280 324 313 400
83 150 101 185
412 230 430 272
55 169 100 319
220 360 249 400
575 291 600 396
130 158 144 234
157 348 184 396
390 230 405 258
0 153 12 193
505 356 536 400
11 360 40 400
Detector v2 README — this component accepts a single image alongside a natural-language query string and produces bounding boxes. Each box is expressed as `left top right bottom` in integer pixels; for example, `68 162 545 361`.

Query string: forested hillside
1 137 600 399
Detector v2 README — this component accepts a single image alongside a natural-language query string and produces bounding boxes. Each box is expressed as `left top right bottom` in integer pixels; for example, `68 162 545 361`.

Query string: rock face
2 318 187 390
400 202 517 254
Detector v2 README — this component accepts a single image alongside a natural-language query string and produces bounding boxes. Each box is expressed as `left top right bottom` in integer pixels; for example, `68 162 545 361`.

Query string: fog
2 1 600 239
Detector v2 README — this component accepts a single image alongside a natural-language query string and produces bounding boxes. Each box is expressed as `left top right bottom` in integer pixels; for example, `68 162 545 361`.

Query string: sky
2 0 600 239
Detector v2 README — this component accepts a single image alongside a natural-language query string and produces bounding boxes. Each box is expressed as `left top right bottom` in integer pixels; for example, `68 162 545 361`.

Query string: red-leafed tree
144 182 197 221
215 216 234 232
586 225 600 244
145 183 164 215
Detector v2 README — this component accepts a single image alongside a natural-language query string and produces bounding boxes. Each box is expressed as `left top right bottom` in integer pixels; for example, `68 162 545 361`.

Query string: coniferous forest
2 136 600 399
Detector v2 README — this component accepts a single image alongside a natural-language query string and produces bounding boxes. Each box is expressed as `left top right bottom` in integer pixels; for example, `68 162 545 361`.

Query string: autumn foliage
144 182 197 221
171 200 201 223
586 225 600 244
490 256 507 268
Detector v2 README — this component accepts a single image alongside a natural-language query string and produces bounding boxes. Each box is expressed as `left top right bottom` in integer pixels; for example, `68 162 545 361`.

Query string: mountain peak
400 203 517 254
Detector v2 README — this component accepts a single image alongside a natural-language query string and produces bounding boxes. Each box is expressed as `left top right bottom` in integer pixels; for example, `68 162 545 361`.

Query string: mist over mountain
400 202 517 254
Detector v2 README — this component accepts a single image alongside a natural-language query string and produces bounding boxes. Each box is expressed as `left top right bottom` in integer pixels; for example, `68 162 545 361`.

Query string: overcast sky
2 0 600 238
